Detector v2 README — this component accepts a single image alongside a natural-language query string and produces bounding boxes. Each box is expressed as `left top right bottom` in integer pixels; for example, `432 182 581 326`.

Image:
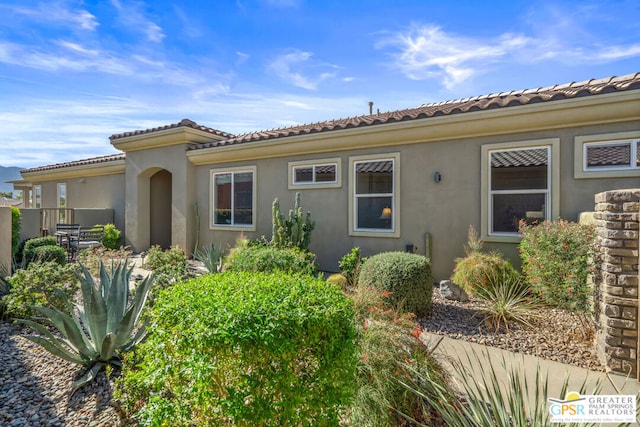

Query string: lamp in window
379 207 392 219
379 207 392 229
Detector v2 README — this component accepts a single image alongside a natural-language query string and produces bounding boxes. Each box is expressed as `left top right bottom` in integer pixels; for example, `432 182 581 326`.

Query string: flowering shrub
349 286 449 426
519 219 597 313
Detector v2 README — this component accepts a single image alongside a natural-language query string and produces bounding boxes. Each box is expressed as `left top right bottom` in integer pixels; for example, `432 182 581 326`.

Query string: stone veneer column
593 189 640 378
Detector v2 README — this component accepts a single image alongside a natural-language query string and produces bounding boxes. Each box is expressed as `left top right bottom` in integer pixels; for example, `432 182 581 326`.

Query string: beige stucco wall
124 144 196 253
194 120 640 281
26 173 125 232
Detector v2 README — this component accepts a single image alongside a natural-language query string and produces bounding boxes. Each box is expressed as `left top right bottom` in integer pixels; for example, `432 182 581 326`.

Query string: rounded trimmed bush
224 245 317 276
357 251 432 317
23 236 58 263
117 271 358 426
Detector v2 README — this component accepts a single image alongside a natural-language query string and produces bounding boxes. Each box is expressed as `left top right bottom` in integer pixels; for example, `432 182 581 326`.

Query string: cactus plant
271 192 316 251
18 260 153 392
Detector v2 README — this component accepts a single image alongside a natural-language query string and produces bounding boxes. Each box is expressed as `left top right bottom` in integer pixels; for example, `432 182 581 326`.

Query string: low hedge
224 245 317 276
116 271 358 426
358 252 432 317
23 236 58 263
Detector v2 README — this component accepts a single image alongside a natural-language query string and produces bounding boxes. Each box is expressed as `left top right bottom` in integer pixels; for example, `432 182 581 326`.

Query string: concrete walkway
422 332 640 425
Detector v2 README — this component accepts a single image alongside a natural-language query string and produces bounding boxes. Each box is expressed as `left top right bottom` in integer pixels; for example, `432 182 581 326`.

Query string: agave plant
194 243 222 274
18 260 153 392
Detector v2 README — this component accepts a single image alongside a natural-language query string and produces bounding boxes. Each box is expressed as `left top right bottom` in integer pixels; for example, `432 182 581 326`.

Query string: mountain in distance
0 166 23 195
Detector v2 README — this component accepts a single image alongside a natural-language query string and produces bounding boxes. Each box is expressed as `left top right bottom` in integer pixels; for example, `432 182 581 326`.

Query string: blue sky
1 0 639 168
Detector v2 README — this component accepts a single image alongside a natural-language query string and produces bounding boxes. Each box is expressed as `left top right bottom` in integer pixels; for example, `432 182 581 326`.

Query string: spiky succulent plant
18 260 153 392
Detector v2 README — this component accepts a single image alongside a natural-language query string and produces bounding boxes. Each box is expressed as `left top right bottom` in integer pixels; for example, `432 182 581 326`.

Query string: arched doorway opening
150 169 172 248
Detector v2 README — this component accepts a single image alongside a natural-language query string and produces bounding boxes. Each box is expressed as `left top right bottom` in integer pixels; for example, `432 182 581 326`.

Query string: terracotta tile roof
188 72 640 151
21 153 125 174
109 118 235 141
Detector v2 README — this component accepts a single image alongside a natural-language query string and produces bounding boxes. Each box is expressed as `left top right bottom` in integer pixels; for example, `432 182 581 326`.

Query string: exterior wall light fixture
434 171 442 183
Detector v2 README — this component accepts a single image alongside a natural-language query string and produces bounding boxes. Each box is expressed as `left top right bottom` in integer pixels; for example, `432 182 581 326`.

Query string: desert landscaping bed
0 288 605 426
420 289 604 372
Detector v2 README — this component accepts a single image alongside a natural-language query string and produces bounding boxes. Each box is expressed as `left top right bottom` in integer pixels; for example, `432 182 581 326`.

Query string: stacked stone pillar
593 189 640 378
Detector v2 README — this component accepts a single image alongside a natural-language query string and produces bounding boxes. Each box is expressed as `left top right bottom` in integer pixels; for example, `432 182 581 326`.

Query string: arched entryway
150 169 172 249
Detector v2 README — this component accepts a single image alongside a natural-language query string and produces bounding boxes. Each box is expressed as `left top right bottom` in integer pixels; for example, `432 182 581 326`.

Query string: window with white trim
210 167 256 229
574 132 640 179
488 146 550 234
482 139 559 241
288 158 341 189
34 185 41 208
583 139 639 171
349 153 399 236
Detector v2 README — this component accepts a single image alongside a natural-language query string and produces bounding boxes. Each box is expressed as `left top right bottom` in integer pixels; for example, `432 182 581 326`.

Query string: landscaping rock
439 280 469 302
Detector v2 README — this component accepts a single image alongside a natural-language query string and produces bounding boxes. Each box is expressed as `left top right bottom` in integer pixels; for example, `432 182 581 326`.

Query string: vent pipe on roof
368 101 373 115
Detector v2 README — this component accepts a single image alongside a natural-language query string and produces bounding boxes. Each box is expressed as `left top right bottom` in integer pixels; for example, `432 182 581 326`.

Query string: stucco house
13 72 640 280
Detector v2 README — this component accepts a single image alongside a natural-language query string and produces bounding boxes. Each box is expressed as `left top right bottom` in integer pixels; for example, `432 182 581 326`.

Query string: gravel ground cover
0 322 121 427
420 289 604 372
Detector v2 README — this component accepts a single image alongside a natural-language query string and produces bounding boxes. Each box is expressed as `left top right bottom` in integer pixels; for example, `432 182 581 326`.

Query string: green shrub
144 244 187 270
4 262 79 319
100 223 122 249
23 236 58 263
116 271 358 426
519 219 597 313
224 245 317 276
357 252 432 317
31 245 67 265
271 192 316 251
10 206 21 258
339 247 366 288
143 245 191 302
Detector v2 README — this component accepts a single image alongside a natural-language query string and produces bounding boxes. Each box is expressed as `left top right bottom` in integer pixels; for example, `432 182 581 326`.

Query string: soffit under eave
111 126 227 152
187 90 640 166
20 161 126 182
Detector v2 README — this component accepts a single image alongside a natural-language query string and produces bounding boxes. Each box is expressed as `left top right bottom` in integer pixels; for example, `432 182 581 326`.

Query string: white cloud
268 50 338 90
109 0 165 43
4 2 99 31
378 25 530 89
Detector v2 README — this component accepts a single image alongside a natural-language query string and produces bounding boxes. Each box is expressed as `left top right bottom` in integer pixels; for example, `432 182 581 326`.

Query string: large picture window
211 167 256 229
481 139 559 242
349 153 399 237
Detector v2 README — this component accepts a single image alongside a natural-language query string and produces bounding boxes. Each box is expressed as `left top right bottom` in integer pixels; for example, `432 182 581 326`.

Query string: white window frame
481 138 560 243
349 152 400 238
288 158 342 189
57 183 67 222
210 166 257 231
34 185 41 209
574 131 640 179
